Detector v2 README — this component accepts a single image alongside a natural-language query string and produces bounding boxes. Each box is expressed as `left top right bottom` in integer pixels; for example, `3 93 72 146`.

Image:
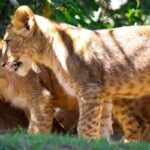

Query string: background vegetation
0 0 150 36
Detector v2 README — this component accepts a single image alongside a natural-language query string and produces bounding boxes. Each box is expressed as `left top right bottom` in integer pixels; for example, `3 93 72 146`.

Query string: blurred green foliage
0 0 150 38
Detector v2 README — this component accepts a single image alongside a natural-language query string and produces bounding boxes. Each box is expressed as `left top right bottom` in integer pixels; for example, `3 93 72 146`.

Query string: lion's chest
55 72 75 97
4 86 28 109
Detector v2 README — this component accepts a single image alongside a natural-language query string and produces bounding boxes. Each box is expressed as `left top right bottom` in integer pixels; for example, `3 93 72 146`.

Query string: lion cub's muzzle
1 61 22 73
1 40 22 72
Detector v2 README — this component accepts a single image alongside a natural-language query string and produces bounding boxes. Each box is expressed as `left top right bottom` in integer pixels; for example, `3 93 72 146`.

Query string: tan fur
2 6 150 140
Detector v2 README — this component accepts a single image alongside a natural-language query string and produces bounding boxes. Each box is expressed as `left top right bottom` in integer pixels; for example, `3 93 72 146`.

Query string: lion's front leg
28 90 54 134
76 83 104 140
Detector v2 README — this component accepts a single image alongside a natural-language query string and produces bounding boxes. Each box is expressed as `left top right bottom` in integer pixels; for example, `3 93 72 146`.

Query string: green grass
0 131 150 150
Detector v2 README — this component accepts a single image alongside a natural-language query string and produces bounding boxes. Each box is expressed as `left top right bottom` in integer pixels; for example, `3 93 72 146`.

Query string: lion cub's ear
12 5 35 30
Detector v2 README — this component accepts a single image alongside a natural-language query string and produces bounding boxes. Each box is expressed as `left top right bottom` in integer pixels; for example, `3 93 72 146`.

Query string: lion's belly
104 73 150 99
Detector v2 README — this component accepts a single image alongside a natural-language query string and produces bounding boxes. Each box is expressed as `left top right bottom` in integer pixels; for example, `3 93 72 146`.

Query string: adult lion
2 6 150 140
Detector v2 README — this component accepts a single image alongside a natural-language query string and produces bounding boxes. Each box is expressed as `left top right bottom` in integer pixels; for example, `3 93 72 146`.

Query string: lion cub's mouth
2 61 23 72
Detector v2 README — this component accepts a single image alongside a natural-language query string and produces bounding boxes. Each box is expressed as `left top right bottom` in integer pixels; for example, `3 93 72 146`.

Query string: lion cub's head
2 6 37 76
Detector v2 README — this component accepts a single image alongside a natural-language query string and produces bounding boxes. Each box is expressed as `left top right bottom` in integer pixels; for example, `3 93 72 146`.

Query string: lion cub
0 40 78 134
0 61 54 134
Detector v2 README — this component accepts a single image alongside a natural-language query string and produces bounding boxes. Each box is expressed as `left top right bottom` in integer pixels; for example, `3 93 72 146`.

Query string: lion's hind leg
113 99 142 141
